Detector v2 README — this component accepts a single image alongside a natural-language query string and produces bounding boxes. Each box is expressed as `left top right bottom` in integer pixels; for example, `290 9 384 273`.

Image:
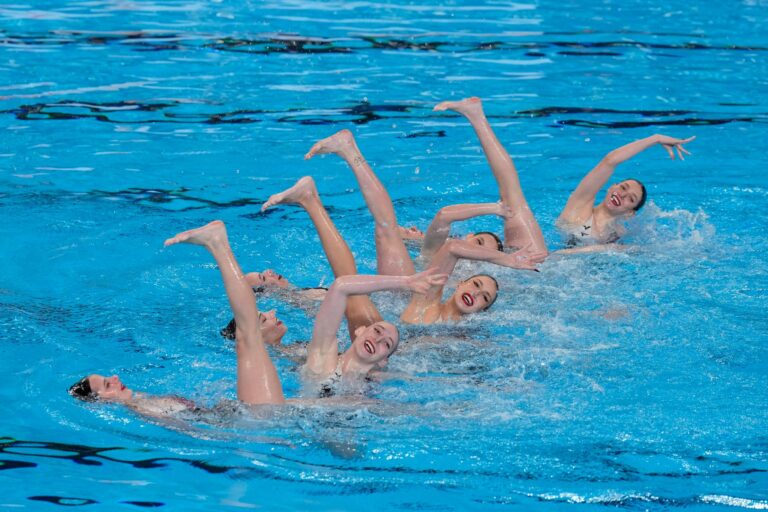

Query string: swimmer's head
220 310 287 345
352 320 399 367
466 231 503 252
248 270 290 289
604 179 646 215
68 376 96 401
69 374 133 402
452 274 499 314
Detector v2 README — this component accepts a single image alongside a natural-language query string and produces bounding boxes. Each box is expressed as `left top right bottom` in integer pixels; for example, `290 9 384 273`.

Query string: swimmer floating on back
69 221 446 407
556 133 696 248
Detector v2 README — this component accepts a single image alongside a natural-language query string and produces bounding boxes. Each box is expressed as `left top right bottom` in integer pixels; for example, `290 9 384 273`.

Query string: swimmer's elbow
600 153 621 168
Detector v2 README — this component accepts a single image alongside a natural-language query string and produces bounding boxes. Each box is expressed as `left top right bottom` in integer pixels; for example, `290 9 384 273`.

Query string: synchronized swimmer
69 221 446 407
69 96 695 413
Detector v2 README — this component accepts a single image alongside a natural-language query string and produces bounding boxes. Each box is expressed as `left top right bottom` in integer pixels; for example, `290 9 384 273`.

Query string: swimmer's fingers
501 253 527 269
676 143 692 160
427 272 449 287
525 251 548 264
658 135 695 160
497 201 516 219
513 260 538 271
398 225 424 239
503 250 545 271
407 267 447 294
515 255 541 270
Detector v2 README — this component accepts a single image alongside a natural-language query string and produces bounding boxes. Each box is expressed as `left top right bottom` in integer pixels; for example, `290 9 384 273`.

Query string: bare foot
433 97 483 118
164 220 227 247
261 176 318 212
304 129 356 160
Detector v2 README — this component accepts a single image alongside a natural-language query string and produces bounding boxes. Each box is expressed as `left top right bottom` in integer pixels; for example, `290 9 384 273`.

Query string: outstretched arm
431 238 543 275
551 244 637 256
402 239 543 323
420 202 511 260
560 134 695 222
306 270 447 375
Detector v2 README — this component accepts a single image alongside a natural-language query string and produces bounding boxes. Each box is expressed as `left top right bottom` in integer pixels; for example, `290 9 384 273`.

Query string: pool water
1 0 767 509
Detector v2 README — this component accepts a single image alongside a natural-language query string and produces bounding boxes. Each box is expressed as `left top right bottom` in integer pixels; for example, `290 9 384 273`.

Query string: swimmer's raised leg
306 129 416 277
262 177 382 339
164 221 285 405
434 97 547 254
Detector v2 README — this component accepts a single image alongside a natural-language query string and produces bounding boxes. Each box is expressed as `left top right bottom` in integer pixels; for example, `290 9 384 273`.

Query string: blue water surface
1 0 767 510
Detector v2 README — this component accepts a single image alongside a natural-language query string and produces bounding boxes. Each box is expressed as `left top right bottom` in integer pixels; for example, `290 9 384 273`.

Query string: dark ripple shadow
5 99 766 131
5 435 763 483
4 30 765 54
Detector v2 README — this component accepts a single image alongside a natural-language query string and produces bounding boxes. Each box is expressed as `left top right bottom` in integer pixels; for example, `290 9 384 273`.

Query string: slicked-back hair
68 376 97 402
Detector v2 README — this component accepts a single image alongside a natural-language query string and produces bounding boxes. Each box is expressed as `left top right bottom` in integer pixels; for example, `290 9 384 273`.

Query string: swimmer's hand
501 247 547 271
406 267 449 294
655 134 695 160
495 201 517 219
398 225 424 240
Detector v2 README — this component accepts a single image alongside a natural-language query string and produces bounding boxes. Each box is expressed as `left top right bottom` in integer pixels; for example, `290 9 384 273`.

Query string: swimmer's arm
403 241 541 321
307 272 447 372
551 244 637 256
420 202 509 260
436 238 544 272
559 134 695 222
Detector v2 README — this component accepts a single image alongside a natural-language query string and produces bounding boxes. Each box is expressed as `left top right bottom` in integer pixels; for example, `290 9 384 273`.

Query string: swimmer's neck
338 350 376 377
439 299 464 322
593 204 624 229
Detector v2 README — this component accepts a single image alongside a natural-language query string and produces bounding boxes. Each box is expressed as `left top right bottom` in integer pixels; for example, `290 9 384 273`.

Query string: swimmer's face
88 374 133 402
353 321 399 365
465 232 502 251
452 274 499 314
603 180 643 214
259 310 287 345
252 270 289 289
